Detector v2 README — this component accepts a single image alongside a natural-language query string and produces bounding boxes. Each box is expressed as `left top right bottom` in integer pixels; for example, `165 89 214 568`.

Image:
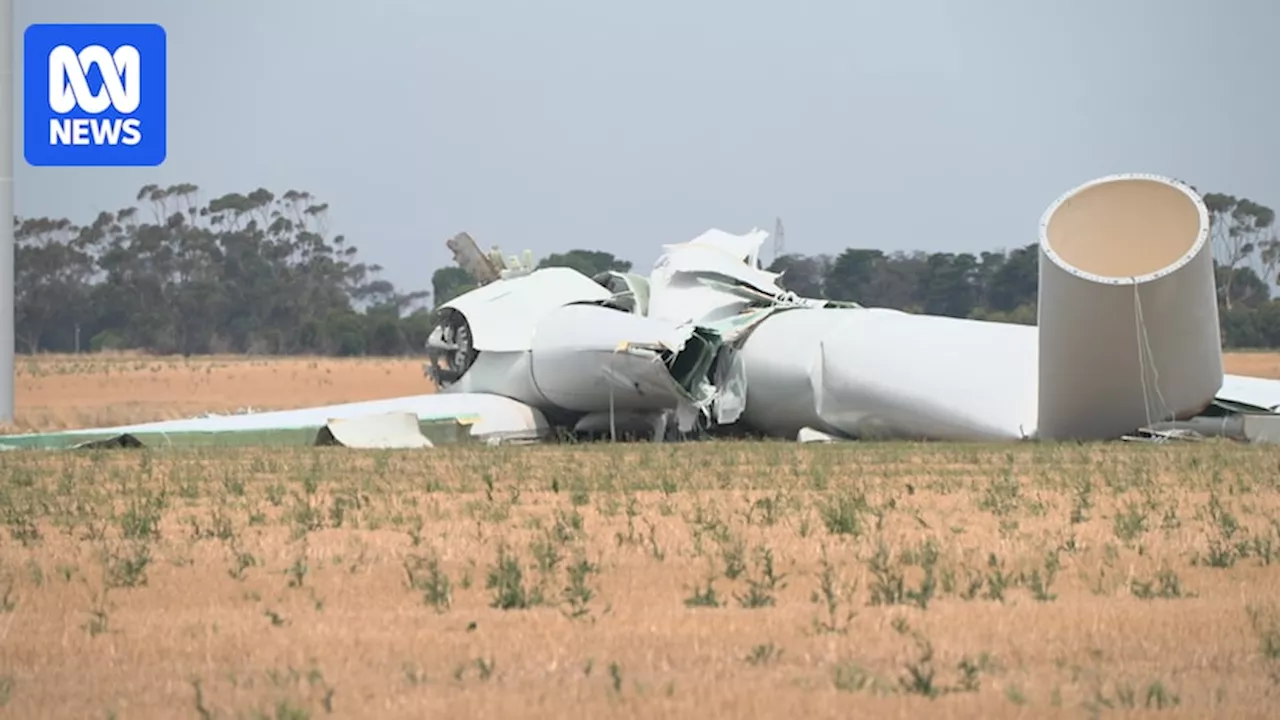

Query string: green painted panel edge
0 418 472 450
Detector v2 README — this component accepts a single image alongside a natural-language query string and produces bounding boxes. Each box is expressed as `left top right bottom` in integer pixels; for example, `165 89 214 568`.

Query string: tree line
13 183 1280 356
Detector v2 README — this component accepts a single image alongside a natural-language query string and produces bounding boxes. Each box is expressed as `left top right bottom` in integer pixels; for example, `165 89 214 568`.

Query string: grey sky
13 0 1280 297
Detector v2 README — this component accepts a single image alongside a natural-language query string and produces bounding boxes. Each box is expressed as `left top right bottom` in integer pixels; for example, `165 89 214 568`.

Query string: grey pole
0 0 13 424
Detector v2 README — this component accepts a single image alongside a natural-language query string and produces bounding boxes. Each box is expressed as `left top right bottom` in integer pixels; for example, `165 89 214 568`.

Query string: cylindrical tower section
1037 173 1223 440
738 309 831 439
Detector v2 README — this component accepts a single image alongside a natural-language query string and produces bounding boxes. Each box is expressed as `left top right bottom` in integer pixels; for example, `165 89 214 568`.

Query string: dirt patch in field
0 442 1277 718
1224 352 1280 380
11 354 435 431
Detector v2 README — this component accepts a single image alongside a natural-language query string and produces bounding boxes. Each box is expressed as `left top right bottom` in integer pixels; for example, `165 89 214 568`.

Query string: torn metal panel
315 412 434 449
426 226 835 408
709 346 747 425
685 227 771 268
593 271 651 315
1217 374 1280 411
701 307 779 344
528 304 722 430
1121 428 1207 443
647 228 798 325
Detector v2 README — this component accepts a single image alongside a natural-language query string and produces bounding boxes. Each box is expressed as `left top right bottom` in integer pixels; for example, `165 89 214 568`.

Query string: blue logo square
23 23 167 167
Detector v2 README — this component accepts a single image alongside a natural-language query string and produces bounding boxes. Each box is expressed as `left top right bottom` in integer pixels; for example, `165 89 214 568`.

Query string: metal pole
0 0 13 423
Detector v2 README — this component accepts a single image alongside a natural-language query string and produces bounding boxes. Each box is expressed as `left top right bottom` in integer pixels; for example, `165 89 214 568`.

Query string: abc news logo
48 44 143 146
24 23 167 167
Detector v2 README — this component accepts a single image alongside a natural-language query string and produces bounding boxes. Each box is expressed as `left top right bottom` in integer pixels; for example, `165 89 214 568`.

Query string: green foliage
764 187 1280 348
537 249 631 278
14 184 431 356
769 245 1044 324
14 184 1280 355
430 266 477 308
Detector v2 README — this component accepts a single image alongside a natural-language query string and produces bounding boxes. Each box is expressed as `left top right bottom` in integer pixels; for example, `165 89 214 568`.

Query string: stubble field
7 353 435 432
2 352 1280 718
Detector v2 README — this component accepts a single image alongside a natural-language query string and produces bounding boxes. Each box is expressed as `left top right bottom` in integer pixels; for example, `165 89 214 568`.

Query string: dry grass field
1 352 1280 718
9 353 435 432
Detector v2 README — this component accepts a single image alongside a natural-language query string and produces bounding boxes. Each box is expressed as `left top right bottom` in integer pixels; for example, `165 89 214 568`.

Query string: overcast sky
13 0 1280 296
